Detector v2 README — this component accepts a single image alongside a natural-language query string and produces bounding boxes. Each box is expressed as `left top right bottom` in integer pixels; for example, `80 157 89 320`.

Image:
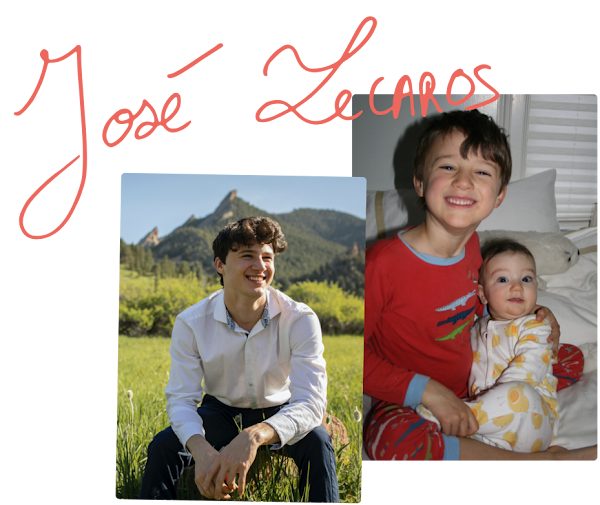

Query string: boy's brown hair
479 238 536 278
413 110 512 209
212 217 287 286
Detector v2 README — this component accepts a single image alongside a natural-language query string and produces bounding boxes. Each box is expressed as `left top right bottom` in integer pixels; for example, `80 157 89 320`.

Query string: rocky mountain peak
199 190 238 226
138 227 160 248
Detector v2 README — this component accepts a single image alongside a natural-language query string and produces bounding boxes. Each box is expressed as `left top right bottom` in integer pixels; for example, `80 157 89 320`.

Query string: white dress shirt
165 286 327 450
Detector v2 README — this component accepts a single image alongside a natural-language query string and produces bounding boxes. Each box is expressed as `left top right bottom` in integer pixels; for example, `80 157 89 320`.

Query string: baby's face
478 252 538 320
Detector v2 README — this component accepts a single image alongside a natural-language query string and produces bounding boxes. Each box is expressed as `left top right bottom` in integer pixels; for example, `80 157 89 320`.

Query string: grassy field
116 335 363 501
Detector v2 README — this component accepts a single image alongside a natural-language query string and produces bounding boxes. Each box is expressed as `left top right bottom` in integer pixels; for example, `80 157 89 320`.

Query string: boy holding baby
363 110 594 460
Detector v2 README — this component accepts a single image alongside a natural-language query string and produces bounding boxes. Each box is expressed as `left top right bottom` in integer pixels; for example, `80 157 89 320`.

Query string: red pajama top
364 231 484 405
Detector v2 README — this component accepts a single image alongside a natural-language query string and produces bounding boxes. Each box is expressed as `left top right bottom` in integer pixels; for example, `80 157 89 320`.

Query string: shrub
284 281 364 335
119 273 221 336
119 272 364 337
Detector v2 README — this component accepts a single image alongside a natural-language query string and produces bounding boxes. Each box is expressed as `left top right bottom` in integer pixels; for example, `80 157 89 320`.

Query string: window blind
525 95 597 231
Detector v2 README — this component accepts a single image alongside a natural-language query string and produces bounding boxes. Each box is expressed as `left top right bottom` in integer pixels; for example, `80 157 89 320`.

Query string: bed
363 169 597 457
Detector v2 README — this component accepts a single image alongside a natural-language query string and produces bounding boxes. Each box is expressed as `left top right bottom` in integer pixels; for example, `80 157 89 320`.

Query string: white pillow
366 170 560 248
478 169 560 233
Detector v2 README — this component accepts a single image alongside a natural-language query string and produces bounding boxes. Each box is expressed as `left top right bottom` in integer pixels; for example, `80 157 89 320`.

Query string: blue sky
120 174 367 244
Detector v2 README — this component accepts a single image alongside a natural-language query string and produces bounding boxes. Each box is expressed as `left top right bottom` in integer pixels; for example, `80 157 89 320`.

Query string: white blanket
363 227 598 456
539 228 597 449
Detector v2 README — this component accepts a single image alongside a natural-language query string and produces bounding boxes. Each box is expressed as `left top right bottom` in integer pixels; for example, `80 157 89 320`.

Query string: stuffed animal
478 230 580 277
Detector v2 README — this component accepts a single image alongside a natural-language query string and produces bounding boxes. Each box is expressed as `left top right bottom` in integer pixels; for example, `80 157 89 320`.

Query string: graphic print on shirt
437 306 475 327
467 270 478 283
435 289 476 312
434 289 477 342
435 319 474 341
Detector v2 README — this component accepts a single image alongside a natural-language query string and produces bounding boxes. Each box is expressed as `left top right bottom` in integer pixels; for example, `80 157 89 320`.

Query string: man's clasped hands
186 422 280 500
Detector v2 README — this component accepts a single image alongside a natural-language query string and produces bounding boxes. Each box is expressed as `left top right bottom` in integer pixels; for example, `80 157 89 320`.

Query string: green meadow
116 335 363 501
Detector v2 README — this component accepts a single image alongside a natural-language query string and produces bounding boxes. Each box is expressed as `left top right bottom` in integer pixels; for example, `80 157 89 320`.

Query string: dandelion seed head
127 390 133 399
353 406 362 422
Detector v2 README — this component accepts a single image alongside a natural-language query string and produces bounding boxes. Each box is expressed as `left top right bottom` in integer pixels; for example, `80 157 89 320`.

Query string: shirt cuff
442 434 460 460
263 414 297 449
404 374 430 407
168 408 206 449
177 425 206 450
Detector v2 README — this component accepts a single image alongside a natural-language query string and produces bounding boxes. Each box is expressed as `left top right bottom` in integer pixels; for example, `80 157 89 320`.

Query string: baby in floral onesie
418 238 559 452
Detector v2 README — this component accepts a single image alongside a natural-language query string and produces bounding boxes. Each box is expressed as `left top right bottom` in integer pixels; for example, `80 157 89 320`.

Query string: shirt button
249 383 253 387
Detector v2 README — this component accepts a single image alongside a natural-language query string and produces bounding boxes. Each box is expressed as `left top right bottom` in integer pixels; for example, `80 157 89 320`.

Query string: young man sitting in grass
363 110 593 461
140 217 339 501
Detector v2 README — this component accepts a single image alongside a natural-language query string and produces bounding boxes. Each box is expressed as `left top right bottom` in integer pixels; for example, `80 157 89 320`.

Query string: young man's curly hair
212 217 287 286
413 109 512 210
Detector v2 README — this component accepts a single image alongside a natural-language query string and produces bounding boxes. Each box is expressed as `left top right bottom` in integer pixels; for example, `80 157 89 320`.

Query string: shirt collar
225 300 270 331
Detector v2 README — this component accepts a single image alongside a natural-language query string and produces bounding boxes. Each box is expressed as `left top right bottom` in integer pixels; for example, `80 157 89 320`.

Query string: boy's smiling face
478 251 538 320
414 130 507 233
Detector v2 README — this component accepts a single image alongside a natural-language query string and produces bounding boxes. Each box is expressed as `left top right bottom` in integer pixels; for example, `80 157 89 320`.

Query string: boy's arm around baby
533 305 560 356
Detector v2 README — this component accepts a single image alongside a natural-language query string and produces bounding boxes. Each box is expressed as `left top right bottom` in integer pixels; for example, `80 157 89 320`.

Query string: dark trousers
139 395 339 502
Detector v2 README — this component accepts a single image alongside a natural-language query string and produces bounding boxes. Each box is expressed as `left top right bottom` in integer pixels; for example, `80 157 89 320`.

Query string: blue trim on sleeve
405 374 430 407
442 434 460 461
483 304 489 316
